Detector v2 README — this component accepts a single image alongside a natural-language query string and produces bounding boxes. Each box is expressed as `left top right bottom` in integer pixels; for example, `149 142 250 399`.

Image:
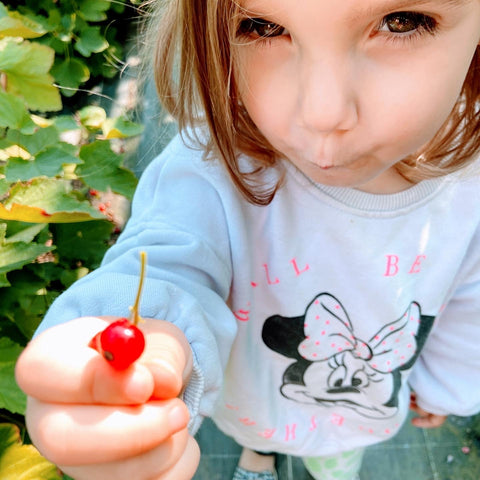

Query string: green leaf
0 179 10 197
0 37 61 112
103 117 144 139
35 143 79 165
52 220 114 268
6 125 60 156
0 272 55 338
77 0 111 22
0 264 62 340
0 340 27 415
5 145 80 182
78 140 138 199
52 115 80 133
0 422 62 479
51 57 90 97
74 25 108 57
0 178 104 223
0 4 47 39
0 226 52 277
0 92 33 130
4 221 47 244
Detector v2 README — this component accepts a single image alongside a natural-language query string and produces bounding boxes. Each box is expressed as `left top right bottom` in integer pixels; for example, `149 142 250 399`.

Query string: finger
411 414 447 429
153 434 200 480
59 429 194 480
26 397 190 466
140 320 193 399
16 317 155 405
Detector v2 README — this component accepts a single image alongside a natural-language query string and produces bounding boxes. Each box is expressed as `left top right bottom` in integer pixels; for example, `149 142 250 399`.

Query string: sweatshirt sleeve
36 134 238 433
409 224 480 417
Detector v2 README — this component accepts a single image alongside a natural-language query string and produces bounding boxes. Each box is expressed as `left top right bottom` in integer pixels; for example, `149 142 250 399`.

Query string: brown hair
140 0 480 205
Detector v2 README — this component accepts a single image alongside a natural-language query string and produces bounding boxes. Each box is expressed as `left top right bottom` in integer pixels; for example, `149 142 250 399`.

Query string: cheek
373 35 478 151
235 52 293 139
365 64 466 156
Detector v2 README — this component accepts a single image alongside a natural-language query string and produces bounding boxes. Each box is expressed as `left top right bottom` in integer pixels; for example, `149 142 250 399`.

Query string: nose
297 55 358 133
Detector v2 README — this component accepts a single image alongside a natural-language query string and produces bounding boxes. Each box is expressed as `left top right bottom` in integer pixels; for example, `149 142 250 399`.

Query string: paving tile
195 418 241 456
193 415 480 480
425 445 480 480
361 443 433 480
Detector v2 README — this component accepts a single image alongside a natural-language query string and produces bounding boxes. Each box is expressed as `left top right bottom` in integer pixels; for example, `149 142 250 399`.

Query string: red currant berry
89 251 148 370
89 318 145 370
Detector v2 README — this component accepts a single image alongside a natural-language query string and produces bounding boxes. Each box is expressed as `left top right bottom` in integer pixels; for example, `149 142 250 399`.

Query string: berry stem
130 251 147 326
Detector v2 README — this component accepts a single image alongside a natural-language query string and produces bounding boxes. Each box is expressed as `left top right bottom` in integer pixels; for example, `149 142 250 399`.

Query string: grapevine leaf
0 91 34 130
78 140 138 199
0 178 104 223
0 422 62 479
0 4 46 39
74 26 108 57
51 57 90 97
0 340 27 415
103 117 144 139
0 38 61 112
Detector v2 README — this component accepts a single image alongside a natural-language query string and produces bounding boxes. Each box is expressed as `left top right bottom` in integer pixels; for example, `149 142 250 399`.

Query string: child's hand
409 392 448 429
15 316 200 480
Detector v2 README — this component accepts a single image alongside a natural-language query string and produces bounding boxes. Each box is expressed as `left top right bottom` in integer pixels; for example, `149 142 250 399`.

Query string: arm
16 135 239 478
34 134 238 429
409 227 480 426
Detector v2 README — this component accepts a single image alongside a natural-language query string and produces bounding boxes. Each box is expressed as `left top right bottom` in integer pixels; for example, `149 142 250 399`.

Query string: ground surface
193 414 480 480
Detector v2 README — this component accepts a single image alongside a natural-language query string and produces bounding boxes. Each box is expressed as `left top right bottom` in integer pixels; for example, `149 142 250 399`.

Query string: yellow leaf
0 202 99 223
31 114 54 128
0 145 31 161
0 423 61 480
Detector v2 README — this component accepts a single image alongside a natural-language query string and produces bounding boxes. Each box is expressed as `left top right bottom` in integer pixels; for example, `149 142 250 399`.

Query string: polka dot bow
298 293 421 373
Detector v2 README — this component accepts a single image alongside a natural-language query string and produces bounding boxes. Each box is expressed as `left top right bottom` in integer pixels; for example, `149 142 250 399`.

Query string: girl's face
234 0 480 193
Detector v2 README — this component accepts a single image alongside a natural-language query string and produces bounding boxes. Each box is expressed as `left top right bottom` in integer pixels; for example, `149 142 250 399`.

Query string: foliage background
0 1 143 477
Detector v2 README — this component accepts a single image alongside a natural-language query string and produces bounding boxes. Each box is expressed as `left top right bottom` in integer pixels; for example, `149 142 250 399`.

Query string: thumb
140 319 193 400
16 316 155 405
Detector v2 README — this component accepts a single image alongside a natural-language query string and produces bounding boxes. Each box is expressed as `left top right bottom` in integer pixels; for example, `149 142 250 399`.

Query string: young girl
15 1 480 479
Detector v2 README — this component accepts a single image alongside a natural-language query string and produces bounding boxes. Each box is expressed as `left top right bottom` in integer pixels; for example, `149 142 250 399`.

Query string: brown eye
382 12 436 34
237 18 286 38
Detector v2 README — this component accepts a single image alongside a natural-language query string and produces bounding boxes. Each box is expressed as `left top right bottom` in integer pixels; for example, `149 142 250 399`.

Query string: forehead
238 0 470 14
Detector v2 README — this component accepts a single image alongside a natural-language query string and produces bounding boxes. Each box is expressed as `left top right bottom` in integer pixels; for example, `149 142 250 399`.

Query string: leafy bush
2 0 136 99
0 1 142 477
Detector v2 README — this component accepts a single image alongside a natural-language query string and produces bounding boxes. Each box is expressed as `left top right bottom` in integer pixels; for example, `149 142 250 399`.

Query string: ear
262 314 305 359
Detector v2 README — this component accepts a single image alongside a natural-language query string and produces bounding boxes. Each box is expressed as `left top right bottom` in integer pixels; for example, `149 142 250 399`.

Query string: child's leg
238 447 276 472
302 448 365 480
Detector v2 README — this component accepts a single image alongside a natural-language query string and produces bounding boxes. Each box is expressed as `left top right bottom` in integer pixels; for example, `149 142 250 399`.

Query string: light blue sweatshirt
38 133 480 456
